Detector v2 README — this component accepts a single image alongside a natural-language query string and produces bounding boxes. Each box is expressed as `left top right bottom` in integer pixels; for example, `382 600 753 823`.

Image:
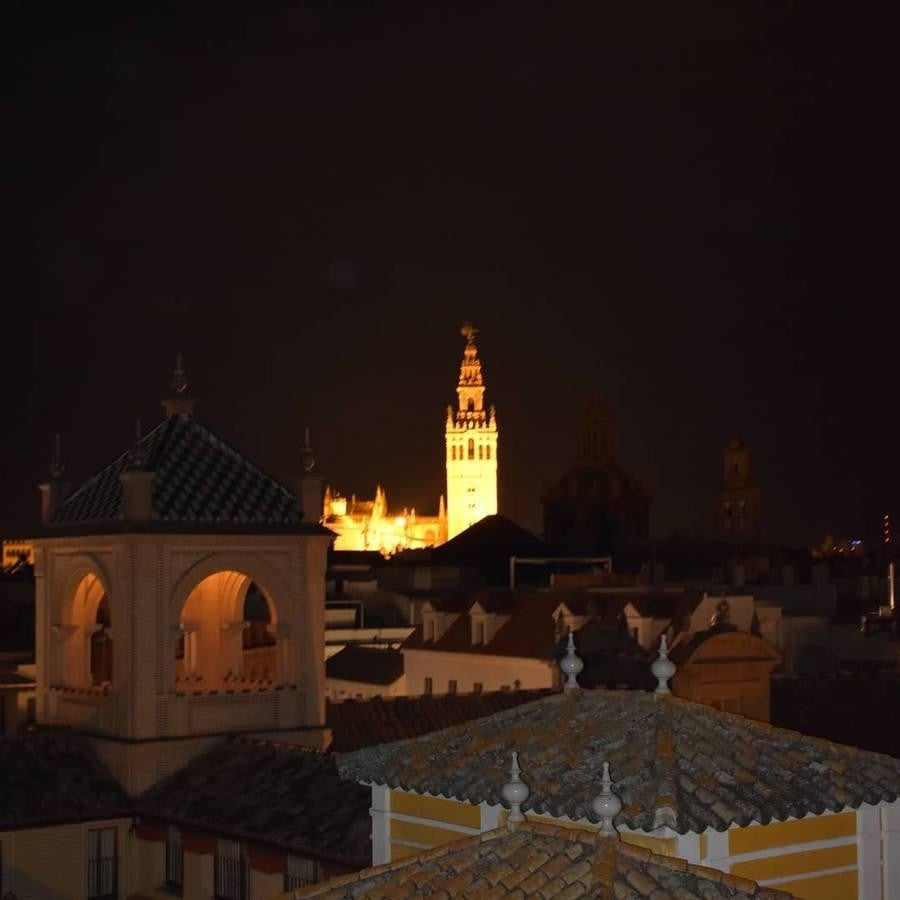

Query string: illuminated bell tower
445 323 498 539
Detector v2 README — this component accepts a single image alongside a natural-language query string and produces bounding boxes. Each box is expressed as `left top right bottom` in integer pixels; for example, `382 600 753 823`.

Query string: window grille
165 826 183 893
87 828 118 900
284 855 318 890
214 839 250 900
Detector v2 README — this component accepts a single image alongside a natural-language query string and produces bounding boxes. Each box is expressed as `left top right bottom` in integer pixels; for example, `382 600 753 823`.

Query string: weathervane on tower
460 322 478 343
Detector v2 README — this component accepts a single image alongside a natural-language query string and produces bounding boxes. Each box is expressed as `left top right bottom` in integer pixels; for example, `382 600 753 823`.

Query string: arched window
468 438 475 460
451 446 457 461
467 398 475 412
486 445 491 460
478 445 483 460
59 572 112 689
178 573 279 691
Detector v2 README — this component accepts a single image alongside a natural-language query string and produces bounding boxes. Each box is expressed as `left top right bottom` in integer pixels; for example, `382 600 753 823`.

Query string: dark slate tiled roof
325 646 404 686
338 689 900 834
0 733 130 828
50 414 327 533
326 690 554 753
139 738 371 868
294 822 792 899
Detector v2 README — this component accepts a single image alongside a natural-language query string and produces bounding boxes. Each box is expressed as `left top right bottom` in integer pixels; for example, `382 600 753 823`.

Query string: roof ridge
650 695 679 829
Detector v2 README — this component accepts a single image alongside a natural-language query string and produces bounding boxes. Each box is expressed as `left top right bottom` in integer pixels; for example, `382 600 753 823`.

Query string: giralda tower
445 323 499 539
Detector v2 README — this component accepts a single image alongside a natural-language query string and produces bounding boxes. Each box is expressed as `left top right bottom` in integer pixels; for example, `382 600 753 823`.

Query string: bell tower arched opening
176 571 281 692
54 572 114 690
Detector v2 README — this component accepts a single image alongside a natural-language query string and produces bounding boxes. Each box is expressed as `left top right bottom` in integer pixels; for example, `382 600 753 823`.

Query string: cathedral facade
324 324 499 552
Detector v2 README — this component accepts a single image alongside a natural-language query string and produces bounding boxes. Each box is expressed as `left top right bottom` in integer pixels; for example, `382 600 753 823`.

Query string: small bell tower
445 323 498 539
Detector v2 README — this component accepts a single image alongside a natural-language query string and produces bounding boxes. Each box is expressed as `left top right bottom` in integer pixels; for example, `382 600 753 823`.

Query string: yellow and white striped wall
369 786 900 900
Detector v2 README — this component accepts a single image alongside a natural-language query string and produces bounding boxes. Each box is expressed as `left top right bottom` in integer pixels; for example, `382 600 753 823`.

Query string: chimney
39 481 69 526
120 418 155 521
120 470 155 521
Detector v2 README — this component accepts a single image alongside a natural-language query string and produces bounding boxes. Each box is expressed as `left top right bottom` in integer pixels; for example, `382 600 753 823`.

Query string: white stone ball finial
591 761 622 838
500 750 530 826
652 633 676 695
559 627 584 692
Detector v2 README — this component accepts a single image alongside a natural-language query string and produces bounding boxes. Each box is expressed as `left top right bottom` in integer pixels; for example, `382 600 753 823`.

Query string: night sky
4 3 899 546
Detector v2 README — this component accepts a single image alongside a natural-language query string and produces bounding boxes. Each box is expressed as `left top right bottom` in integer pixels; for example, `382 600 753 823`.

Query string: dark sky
4 2 899 546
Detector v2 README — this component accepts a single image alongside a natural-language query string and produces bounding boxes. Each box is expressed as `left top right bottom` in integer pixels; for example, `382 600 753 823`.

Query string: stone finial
591 762 622 838
171 353 188 395
559 627 584 692
129 418 148 469
162 354 197 416
48 432 65 480
500 750 530 826
652 634 676 695
709 597 731 629
301 426 316 473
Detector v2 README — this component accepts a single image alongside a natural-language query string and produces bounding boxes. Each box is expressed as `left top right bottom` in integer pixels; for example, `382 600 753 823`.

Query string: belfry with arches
34 362 332 793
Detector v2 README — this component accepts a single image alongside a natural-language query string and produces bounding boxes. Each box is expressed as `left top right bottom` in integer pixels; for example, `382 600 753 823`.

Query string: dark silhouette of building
719 439 761 541
542 394 650 555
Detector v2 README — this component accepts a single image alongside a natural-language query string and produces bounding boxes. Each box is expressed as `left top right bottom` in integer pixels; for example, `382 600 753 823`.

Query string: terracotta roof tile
326 690 554 753
338 689 900 834
292 824 791 898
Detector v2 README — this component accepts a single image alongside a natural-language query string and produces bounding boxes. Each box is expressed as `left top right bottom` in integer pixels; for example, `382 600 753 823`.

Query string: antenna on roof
500 750 530 827
591 762 622 839
652 634 676 695
559 627 584 692
48 432 65 480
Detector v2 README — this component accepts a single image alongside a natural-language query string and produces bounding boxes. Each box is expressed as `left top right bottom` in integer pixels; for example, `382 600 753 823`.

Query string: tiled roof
49 414 328 534
293 822 791 899
326 690 554 753
432 514 549 561
0 733 130 828
139 738 371 868
326 646 404 686
403 590 587 659
338 688 900 834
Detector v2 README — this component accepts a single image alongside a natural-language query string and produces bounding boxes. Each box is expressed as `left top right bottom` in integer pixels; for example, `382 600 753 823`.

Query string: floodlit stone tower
33 359 333 793
445 323 498 539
